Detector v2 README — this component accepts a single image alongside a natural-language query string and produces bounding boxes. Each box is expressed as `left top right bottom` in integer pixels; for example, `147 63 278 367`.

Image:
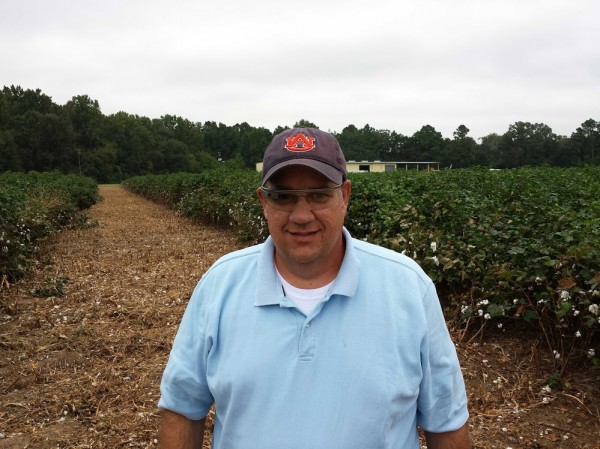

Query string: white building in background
256 161 440 173
345 161 440 172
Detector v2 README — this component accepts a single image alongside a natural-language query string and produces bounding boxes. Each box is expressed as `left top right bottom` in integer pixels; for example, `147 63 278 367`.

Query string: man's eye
274 192 294 202
309 192 330 202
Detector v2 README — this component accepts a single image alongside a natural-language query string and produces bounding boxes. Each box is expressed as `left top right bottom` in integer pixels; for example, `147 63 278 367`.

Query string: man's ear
256 187 268 211
342 180 352 206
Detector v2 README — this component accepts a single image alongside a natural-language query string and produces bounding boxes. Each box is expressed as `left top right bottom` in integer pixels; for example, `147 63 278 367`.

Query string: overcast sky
1 0 599 139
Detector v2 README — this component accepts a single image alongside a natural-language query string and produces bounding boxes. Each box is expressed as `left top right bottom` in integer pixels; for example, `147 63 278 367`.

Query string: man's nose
288 195 314 222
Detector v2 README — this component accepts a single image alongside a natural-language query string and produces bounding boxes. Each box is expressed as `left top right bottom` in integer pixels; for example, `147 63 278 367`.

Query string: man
158 128 471 449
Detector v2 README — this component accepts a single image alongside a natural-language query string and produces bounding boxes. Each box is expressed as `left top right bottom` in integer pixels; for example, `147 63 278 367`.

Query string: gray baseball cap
261 127 347 186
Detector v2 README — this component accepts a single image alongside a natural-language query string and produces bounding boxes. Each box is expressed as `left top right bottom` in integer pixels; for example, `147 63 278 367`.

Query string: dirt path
1 185 598 448
0 185 237 448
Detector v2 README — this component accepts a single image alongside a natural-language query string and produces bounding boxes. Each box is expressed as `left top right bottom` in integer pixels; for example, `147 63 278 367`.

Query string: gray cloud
1 0 598 138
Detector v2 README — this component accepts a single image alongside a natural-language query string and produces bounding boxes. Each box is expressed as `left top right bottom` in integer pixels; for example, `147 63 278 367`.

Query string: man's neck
274 236 346 289
275 262 338 289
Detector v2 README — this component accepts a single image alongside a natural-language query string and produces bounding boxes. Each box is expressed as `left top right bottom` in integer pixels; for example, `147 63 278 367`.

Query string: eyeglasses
261 183 343 212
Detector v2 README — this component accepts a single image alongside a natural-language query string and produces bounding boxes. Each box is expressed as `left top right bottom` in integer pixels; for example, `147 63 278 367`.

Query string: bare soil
1 185 598 449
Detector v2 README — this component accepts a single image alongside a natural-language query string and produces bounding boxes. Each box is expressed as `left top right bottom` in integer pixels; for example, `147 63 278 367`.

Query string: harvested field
1 185 598 448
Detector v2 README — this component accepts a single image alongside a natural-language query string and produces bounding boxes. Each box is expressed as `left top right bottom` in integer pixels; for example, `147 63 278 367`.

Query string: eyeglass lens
263 187 341 211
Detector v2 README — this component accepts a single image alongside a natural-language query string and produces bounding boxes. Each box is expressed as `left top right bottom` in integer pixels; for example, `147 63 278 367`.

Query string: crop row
124 166 599 371
0 171 99 286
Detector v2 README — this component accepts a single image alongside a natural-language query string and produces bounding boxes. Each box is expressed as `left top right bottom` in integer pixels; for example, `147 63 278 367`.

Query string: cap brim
262 159 344 186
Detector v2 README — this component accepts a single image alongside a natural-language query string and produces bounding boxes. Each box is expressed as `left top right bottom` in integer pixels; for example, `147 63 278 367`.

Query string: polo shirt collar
254 227 360 306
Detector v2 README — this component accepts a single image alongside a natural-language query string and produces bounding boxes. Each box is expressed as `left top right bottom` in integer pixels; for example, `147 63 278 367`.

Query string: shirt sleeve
416 281 469 432
158 281 214 420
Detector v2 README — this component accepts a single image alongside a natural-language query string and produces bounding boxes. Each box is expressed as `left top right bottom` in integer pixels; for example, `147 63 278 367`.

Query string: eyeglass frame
260 182 345 212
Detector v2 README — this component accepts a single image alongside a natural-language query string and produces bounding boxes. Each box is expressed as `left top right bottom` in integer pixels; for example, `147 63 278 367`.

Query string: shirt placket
298 317 315 361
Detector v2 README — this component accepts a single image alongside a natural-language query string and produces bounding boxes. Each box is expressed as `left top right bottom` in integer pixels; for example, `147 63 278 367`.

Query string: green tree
1 85 55 116
12 110 43 171
203 121 240 161
104 112 156 176
0 88 12 127
196 151 219 170
569 118 599 165
294 119 318 128
12 110 74 171
64 95 103 150
499 122 557 167
336 124 361 160
40 112 76 172
161 139 194 173
0 129 18 171
385 131 413 161
551 136 575 167
410 125 446 161
273 125 289 135
64 95 105 176
0 86 75 173
375 129 400 162
154 115 204 154
453 124 470 140
336 124 384 161
238 124 272 168
223 153 246 169
478 133 501 167
445 125 477 167
81 143 118 182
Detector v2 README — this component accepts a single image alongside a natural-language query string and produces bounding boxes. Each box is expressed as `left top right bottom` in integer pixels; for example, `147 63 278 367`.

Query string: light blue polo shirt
159 228 469 449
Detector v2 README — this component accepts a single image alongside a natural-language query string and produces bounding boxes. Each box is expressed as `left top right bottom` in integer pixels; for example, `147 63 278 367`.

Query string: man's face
257 165 351 281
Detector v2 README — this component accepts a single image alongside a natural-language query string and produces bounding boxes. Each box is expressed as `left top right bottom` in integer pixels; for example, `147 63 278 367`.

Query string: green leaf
556 301 571 318
487 303 504 317
523 310 538 323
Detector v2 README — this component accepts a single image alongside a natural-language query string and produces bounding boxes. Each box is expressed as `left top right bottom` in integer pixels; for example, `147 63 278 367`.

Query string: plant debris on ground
0 185 598 448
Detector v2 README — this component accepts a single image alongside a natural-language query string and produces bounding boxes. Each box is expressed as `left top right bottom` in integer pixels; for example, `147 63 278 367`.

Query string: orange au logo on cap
285 133 316 152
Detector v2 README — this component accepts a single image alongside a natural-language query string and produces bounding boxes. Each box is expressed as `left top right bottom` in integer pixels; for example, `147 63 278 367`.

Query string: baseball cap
261 127 347 186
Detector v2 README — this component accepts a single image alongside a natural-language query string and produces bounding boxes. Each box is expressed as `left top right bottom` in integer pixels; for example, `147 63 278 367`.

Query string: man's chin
280 248 321 267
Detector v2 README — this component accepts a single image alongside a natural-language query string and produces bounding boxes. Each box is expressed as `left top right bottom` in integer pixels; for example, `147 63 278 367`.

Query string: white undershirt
276 269 334 316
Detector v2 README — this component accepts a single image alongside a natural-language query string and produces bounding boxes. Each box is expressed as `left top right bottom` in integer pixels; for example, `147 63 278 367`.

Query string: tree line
0 85 598 182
